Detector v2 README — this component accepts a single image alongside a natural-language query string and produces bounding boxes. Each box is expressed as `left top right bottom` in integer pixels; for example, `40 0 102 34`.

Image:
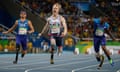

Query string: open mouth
53 10 57 13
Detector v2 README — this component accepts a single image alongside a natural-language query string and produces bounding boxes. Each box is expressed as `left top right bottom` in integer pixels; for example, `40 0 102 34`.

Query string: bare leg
50 38 56 64
58 46 62 56
102 46 111 60
102 46 114 66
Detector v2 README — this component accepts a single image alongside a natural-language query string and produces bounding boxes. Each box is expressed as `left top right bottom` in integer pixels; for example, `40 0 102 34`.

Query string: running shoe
97 55 104 69
13 60 17 64
109 59 114 66
58 53 62 56
50 59 54 64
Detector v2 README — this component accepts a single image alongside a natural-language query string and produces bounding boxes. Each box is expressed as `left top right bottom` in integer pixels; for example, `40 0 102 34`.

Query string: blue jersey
17 19 28 35
93 18 109 38
93 18 101 24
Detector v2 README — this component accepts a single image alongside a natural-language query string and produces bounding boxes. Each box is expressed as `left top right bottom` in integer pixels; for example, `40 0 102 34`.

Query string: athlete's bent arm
105 29 115 40
61 16 67 36
3 20 18 34
28 20 34 34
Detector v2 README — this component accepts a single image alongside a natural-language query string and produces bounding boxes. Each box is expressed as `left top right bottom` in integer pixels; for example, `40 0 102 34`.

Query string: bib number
95 29 104 36
18 28 27 35
51 28 60 34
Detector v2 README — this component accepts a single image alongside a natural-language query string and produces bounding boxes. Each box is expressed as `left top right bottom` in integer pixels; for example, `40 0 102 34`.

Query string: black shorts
50 36 63 47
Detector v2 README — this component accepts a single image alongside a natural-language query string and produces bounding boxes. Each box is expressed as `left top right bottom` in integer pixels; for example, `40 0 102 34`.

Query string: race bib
51 28 60 33
18 28 27 35
95 29 104 36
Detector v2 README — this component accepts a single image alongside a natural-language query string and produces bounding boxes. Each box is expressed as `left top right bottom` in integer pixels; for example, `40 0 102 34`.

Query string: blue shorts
93 37 106 53
16 35 27 51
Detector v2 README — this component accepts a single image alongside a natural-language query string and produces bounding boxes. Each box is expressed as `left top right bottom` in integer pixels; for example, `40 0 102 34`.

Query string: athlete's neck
52 14 59 18
20 18 26 22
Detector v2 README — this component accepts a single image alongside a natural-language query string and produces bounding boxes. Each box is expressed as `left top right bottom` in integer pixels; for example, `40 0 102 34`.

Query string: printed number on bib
51 28 60 34
95 29 104 36
19 28 27 35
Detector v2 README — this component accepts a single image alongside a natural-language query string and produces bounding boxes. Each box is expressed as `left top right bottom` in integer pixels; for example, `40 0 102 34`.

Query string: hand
61 32 66 37
2 31 8 34
28 31 33 34
38 33 42 37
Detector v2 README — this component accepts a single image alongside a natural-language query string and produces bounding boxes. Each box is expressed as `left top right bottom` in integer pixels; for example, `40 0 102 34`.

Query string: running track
0 52 120 72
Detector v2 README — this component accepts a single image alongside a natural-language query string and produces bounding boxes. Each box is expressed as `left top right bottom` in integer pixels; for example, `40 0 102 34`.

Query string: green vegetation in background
76 41 120 46
75 41 120 53
107 41 120 46
0 40 9 48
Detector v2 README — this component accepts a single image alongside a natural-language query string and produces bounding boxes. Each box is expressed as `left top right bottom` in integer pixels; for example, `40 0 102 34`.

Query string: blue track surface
0 52 120 72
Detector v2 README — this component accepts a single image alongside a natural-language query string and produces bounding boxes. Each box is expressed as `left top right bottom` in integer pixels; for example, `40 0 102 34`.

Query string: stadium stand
0 0 119 53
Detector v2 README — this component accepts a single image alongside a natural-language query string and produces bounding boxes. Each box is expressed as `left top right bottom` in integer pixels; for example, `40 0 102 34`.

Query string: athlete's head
101 16 108 24
52 3 61 15
20 10 27 19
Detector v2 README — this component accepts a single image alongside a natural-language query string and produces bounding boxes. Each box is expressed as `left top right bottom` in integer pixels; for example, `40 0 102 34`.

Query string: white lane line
3 68 26 70
117 69 120 72
0 56 51 66
86 69 110 72
24 59 95 72
0 56 92 68
0 54 90 64
0 57 49 64
43 68 69 71
72 59 120 72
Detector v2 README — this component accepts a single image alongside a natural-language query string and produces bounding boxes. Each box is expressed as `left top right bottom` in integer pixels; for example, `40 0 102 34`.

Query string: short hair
53 3 61 9
20 9 27 14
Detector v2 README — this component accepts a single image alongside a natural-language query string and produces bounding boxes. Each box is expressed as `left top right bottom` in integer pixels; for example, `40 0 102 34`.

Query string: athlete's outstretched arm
105 29 115 40
28 20 34 34
61 16 67 36
3 20 18 34
39 20 49 36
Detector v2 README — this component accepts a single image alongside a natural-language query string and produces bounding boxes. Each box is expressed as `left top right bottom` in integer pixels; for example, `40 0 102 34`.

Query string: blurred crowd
17 0 120 39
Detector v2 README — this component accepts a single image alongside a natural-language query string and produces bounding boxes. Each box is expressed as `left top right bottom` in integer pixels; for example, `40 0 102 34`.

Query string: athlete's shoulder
27 19 31 22
59 15 65 21
15 20 19 24
104 22 109 29
47 16 52 22
27 20 32 24
15 20 18 22
60 15 65 19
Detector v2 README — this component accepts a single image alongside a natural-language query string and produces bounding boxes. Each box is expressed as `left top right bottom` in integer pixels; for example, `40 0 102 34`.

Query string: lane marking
72 59 120 72
86 69 110 72
0 56 93 68
25 59 95 72
3 68 25 70
117 69 120 72
0 54 91 64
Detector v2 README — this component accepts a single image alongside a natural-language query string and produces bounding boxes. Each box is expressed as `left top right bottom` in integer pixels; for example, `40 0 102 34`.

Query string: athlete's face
101 18 106 24
20 11 27 18
52 5 59 15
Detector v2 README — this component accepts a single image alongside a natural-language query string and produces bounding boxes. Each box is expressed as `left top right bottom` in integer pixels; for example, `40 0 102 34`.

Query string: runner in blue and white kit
3 10 34 64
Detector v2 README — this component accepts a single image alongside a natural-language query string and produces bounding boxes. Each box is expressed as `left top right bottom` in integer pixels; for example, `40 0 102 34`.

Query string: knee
16 44 20 51
51 38 56 45
101 46 106 50
94 48 99 53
